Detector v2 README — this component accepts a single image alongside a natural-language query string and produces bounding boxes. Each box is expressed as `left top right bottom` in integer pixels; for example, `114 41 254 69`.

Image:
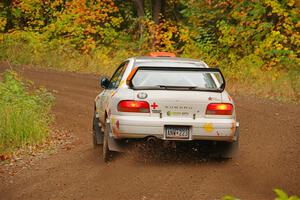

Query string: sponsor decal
111 116 116 125
116 120 120 129
203 123 214 133
151 102 158 109
152 109 161 113
164 105 193 110
167 111 189 116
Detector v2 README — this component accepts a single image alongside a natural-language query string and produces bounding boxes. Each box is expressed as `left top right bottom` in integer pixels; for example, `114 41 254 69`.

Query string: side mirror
100 77 110 89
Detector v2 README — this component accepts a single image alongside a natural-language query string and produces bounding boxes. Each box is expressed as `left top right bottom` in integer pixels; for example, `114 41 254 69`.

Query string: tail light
206 103 233 115
118 100 150 113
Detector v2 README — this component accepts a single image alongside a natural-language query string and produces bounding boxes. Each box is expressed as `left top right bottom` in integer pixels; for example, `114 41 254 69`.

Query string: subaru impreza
93 52 239 161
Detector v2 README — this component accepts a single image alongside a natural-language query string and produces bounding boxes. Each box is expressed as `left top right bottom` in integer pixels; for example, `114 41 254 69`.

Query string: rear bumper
109 115 239 142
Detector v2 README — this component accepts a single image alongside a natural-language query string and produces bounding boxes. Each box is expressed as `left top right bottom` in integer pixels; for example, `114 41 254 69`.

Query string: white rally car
93 52 239 161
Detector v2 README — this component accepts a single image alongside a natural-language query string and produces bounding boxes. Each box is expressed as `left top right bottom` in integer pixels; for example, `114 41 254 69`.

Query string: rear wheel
103 123 112 162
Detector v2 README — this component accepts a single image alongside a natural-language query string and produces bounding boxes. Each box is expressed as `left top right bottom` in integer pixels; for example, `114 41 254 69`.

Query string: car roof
132 56 208 68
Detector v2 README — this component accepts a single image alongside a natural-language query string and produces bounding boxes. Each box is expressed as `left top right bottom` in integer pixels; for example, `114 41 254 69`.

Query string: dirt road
0 66 299 200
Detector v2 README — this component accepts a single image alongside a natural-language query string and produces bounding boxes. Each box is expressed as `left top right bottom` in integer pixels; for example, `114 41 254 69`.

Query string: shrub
0 31 137 75
274 189 300 200
0 70 54 154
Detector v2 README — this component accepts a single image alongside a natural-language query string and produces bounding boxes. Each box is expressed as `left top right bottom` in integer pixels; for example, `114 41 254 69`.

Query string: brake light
118 100 150 113
148 52 176 57
206 103 233 115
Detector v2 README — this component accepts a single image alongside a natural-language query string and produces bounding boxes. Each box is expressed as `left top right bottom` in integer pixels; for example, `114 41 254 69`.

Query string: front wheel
103 123 112 162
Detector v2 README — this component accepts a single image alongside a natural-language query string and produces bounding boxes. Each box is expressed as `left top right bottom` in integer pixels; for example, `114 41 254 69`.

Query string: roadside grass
224 66 300 103
0 31 140 76
0 70 54 154
0 31 299 103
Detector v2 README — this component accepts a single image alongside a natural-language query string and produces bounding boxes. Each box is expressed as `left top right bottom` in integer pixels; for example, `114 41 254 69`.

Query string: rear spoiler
126 67 226 92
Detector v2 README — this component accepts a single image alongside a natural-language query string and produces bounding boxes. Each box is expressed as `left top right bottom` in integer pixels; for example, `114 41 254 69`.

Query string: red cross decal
151 102 158 109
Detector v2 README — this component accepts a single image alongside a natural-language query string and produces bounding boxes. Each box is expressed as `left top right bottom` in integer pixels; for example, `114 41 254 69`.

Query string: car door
98 61 128 122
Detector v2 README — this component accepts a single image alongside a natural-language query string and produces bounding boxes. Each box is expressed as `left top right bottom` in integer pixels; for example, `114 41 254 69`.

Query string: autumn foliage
0 0 299 101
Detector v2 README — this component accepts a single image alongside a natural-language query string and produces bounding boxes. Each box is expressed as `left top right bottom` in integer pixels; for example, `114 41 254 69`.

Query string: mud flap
224 122 240 158
93 117 103 144
216 122 240 159
95 127 104 144
233 122 240 141
106 122 127 152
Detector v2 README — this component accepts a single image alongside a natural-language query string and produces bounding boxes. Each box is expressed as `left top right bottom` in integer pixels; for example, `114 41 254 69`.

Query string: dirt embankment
0 65 299 200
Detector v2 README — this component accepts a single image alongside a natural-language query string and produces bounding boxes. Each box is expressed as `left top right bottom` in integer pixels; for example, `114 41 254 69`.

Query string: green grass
0 70 54 154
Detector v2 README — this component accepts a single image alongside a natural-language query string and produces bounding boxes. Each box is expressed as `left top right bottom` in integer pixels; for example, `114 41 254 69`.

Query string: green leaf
222 195 239 200
274 189 289 200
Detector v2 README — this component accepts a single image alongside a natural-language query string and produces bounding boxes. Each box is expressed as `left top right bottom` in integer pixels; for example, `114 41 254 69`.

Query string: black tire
93 114 103 147
103 123 112 162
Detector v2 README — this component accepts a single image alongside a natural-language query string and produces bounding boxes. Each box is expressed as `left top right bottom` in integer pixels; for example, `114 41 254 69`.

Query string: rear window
131 68 224 91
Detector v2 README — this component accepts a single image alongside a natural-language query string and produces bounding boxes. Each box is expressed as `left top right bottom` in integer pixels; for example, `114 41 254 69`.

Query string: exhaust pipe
143 137 158 148
146 136 157 143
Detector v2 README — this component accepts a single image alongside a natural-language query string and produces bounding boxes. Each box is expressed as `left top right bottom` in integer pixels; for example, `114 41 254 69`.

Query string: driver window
108 62 128 89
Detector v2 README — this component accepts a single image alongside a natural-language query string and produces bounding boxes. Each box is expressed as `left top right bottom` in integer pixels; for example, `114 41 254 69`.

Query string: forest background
0 0 299 102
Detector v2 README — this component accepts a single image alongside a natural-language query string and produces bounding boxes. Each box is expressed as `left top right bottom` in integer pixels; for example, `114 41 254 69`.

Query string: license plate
165 126 190 139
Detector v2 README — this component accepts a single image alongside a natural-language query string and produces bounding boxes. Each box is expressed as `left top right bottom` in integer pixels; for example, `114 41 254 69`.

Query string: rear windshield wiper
156 85 198 90
133 85 198 90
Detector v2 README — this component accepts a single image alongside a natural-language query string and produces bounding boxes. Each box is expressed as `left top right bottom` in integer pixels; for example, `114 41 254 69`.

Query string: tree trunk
133 0 145 44
161 0 166 19
4 0 13 32
134 0 145 18
152 0 161 24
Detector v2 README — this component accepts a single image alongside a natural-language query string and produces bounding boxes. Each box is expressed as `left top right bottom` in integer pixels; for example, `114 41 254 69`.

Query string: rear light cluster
118 101 233 115
206 103 233 115
118 100 150 113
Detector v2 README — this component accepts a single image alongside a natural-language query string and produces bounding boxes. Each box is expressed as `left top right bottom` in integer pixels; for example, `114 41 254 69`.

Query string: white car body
94 56 239 151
